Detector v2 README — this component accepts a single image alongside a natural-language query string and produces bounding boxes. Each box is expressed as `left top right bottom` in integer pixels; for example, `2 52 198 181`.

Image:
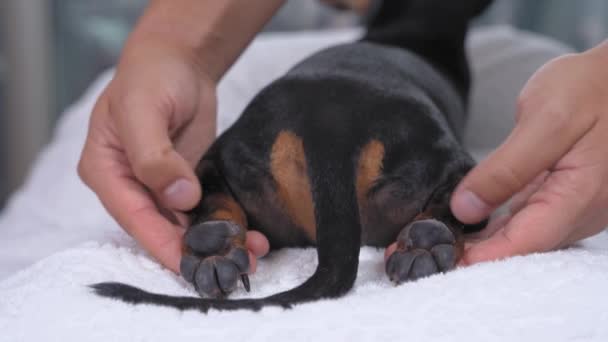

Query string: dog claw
241 274 251 292
182 220 253 298
226 247 250 273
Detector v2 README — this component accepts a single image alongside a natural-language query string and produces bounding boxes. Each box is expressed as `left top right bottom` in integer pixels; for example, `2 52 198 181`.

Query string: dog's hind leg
180 159 251 299
384 163 486 283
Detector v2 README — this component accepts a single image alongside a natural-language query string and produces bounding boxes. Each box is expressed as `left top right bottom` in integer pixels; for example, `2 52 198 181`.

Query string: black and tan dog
93 0 493 312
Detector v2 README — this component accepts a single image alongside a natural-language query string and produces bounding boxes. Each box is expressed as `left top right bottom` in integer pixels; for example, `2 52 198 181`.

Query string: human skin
78 0 284 273
450 41 608 265
381 42 608 265
80 0 608 274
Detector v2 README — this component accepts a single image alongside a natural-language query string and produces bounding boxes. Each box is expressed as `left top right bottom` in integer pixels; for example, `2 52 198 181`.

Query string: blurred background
0 0 607 209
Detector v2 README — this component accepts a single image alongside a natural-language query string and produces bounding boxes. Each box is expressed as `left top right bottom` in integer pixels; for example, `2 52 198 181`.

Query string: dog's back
93 0 493 312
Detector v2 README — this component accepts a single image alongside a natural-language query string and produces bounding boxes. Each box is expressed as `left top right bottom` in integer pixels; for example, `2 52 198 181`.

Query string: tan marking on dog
270 131 317 241
182 194 248 255
356 139 385 220
204 194 248 243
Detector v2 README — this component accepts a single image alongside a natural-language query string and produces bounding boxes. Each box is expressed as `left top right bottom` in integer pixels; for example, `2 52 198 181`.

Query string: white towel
2 27 604 341
2 238 608 341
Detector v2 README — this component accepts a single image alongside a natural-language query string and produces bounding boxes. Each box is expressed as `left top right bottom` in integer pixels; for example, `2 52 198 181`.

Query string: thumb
451 107 588 224
462 170 587 264
114 99 201 211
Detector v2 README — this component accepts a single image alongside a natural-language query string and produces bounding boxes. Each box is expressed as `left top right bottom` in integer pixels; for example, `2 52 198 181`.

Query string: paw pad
386 219 458 283
180 221 250 298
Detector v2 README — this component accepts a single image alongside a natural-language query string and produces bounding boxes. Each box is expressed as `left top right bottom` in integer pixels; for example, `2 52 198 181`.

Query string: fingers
244 230 270 274
563 221 606 248
508 171 549 215
462 169 593 265
245 230 270 258
465 213 511 243
247 251 257 274
172 101 217 167
451 103 592 224
385 242 397 262
111 94 201 211
454 52 608 264
80 144 184 273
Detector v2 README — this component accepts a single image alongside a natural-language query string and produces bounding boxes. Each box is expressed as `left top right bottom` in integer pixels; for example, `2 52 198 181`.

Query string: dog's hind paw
385 219 459 284
180 220 250 298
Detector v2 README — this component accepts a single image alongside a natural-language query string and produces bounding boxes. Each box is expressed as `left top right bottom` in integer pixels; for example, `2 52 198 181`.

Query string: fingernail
453 190 491 223
164 178 196 209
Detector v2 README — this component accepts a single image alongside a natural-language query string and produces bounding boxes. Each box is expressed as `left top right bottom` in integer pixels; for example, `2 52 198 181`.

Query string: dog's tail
92 146 361 312
361 0 494 96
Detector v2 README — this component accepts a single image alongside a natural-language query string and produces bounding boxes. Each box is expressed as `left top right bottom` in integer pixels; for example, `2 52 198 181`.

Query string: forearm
128 0 285 82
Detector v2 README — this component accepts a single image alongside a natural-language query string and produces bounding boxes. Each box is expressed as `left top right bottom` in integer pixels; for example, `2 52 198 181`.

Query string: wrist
127 0 284 83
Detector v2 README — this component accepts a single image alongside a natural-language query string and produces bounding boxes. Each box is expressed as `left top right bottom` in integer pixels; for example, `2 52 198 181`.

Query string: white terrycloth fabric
2 27 605 341
3 240 608 341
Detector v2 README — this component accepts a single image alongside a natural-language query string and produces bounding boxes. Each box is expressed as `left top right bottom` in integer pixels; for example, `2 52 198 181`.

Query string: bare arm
131 0 285 81
78 1 282 272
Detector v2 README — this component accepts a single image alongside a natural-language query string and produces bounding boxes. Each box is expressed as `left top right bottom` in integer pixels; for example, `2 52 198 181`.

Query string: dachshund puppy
93 0 493 312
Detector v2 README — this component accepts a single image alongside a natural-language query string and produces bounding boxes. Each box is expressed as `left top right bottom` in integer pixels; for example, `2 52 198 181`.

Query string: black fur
93 0 494 312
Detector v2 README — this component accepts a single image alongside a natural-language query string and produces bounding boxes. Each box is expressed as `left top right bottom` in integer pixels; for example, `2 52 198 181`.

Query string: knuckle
106 90 131 119
107 96 129 120
108 87 174 121
586 171 608 206
517 93 576 133
77 156 93 186
515 94 533 122
131 145 173 178
544 107 574 132
487 163 528 196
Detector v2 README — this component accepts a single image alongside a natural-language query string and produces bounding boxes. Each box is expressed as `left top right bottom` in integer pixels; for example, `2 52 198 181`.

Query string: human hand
451 42 608 265
78 39 269 273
